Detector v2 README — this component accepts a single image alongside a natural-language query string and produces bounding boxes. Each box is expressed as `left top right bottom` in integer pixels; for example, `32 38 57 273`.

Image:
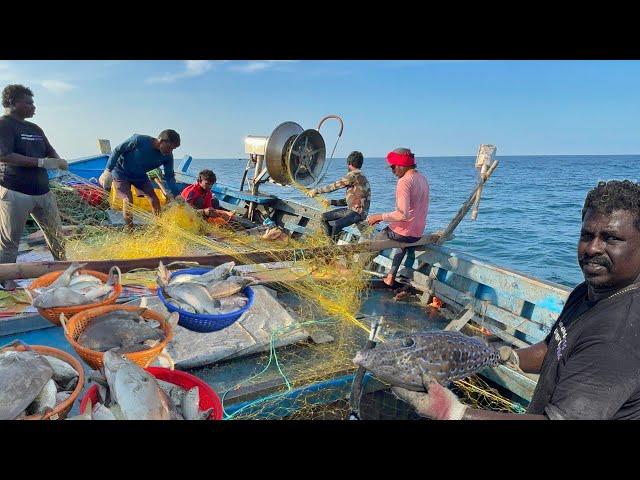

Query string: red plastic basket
80 367 222 420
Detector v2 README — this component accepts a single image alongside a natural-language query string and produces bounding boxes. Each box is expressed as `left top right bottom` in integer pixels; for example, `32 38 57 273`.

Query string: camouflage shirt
315 169 371 216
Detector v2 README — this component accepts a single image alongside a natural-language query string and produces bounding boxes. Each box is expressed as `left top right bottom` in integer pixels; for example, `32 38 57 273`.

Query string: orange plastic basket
2 343 86 421
62 305 173 370
28 269 122 326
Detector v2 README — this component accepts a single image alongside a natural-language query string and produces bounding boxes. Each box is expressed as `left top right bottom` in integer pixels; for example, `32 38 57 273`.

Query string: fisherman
181 169 222 215
307 151 371 241
98 130 182 229
0 84 68 291
366 148 429 289
393 180 640 420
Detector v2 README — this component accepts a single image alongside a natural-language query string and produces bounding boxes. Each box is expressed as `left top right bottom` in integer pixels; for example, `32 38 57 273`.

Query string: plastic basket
3 344 86 421
28 269 122 326
62 305 173 370
156 268 254 333
79 367 222 420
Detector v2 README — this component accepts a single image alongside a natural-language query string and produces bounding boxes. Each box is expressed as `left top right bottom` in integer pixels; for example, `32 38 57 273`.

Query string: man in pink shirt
367 147 429 288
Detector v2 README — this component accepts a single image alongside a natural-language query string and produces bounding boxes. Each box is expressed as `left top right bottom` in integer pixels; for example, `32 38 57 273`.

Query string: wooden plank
444 305 474 331
479 365 538 402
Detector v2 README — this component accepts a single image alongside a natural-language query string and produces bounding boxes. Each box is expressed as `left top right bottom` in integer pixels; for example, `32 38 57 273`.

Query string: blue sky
1 60 639 159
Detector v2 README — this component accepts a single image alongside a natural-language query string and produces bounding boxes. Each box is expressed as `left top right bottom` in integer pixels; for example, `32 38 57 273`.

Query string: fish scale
352 330 500 391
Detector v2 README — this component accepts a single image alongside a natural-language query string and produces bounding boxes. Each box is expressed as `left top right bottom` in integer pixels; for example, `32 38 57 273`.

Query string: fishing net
38 172 527 419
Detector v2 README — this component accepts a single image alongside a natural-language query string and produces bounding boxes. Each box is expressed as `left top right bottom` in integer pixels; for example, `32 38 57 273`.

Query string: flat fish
352 330 500 391
78 315 165 352
31 284 113 308
0 350 53 420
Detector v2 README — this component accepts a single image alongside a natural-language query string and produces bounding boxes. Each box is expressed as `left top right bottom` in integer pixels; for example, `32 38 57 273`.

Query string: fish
181 387 213 420
45 262 87 290
28 378 57 415
68 274 102 287
103 350 171 420
206 278 251 299
77 310 165 352
92 402 117 420
218 294 248 309
352 330 500 392
168 299 196 313
0 350 53 420
31 284 113 308
42 355 78 385
55 391 72 404
163 283 221 314
157 379 188 408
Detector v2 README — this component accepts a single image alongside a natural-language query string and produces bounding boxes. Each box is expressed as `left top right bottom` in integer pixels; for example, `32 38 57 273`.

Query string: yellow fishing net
45 173 526 419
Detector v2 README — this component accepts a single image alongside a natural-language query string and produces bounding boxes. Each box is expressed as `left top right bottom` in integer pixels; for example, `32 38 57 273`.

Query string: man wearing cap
367 147 429 288
98 130 182 229
307 151 371 241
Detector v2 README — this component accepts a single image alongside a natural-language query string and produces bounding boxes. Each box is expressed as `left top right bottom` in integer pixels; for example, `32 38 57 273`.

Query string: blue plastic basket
157 267 254 333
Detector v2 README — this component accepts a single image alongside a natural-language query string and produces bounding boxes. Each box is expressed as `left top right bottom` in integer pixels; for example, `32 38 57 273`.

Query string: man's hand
98 169 112 189
498 346 521 370
38 158 68 170
392 382 467 420
367 213 383 226
306 189 317 198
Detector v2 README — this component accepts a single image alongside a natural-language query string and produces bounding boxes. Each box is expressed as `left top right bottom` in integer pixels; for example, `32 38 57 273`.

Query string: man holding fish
374 180 640 420
0 84 68 291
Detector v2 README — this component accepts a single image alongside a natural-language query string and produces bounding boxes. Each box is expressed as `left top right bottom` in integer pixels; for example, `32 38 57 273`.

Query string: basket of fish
62 305 175 370
0 341 84 420
76 351 222 420
156 261 255 333
27 263 123 326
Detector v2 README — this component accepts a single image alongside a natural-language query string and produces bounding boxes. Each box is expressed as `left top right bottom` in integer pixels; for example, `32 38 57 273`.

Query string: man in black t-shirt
392 180 640 420
0 84 68 290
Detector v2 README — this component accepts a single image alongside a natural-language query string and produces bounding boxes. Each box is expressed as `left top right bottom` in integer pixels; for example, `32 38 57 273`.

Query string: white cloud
41 80 76 94
146 60 220 84
227 60 297 73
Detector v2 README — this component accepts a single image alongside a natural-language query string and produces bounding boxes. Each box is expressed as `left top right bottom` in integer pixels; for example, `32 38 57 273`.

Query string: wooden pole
0 233 444 281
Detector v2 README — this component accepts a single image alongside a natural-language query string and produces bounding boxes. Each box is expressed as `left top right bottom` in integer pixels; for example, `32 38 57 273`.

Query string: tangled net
44 172 526 419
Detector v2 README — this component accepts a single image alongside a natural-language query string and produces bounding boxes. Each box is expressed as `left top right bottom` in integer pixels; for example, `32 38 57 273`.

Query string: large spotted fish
352 330 500 391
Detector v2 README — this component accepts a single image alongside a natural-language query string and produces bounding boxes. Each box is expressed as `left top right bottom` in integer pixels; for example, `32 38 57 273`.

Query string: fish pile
70 350 213 420
352 330 500 391
76 308 176 354
29 263 118 309
0 343 80 420
157 261 252 315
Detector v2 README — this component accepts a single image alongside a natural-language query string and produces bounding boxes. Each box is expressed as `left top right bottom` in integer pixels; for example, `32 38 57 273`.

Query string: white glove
98 169 113 189
38 158 68 170
392 382 467 420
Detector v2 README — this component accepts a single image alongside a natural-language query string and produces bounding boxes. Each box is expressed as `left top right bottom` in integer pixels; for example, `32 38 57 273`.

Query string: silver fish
181 387 212 420
218 294 248 309
157 380 188 408
164 283 221 314
0 350 53 420
206 278 251 299
43 355 78 385
45 262 87 289
168 299 196 313
28 378 57 416
69 274 102 286
352 330 500 391
92 402 117 420
103 350 171 420
31 284 113 308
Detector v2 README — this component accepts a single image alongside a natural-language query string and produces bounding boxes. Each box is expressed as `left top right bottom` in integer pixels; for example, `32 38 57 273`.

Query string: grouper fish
352 330 500 391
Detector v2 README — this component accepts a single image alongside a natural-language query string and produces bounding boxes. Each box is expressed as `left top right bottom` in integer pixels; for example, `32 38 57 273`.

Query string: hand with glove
498 345 521 370
38 158 68 170
98 169 113 189
392 382 467 420
306 189 317 198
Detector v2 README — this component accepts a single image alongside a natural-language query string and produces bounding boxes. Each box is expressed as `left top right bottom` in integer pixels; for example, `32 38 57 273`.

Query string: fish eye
402 337 415 347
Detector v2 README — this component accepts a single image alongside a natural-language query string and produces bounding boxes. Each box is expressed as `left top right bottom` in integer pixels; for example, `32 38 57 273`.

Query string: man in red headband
367 147 429 288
